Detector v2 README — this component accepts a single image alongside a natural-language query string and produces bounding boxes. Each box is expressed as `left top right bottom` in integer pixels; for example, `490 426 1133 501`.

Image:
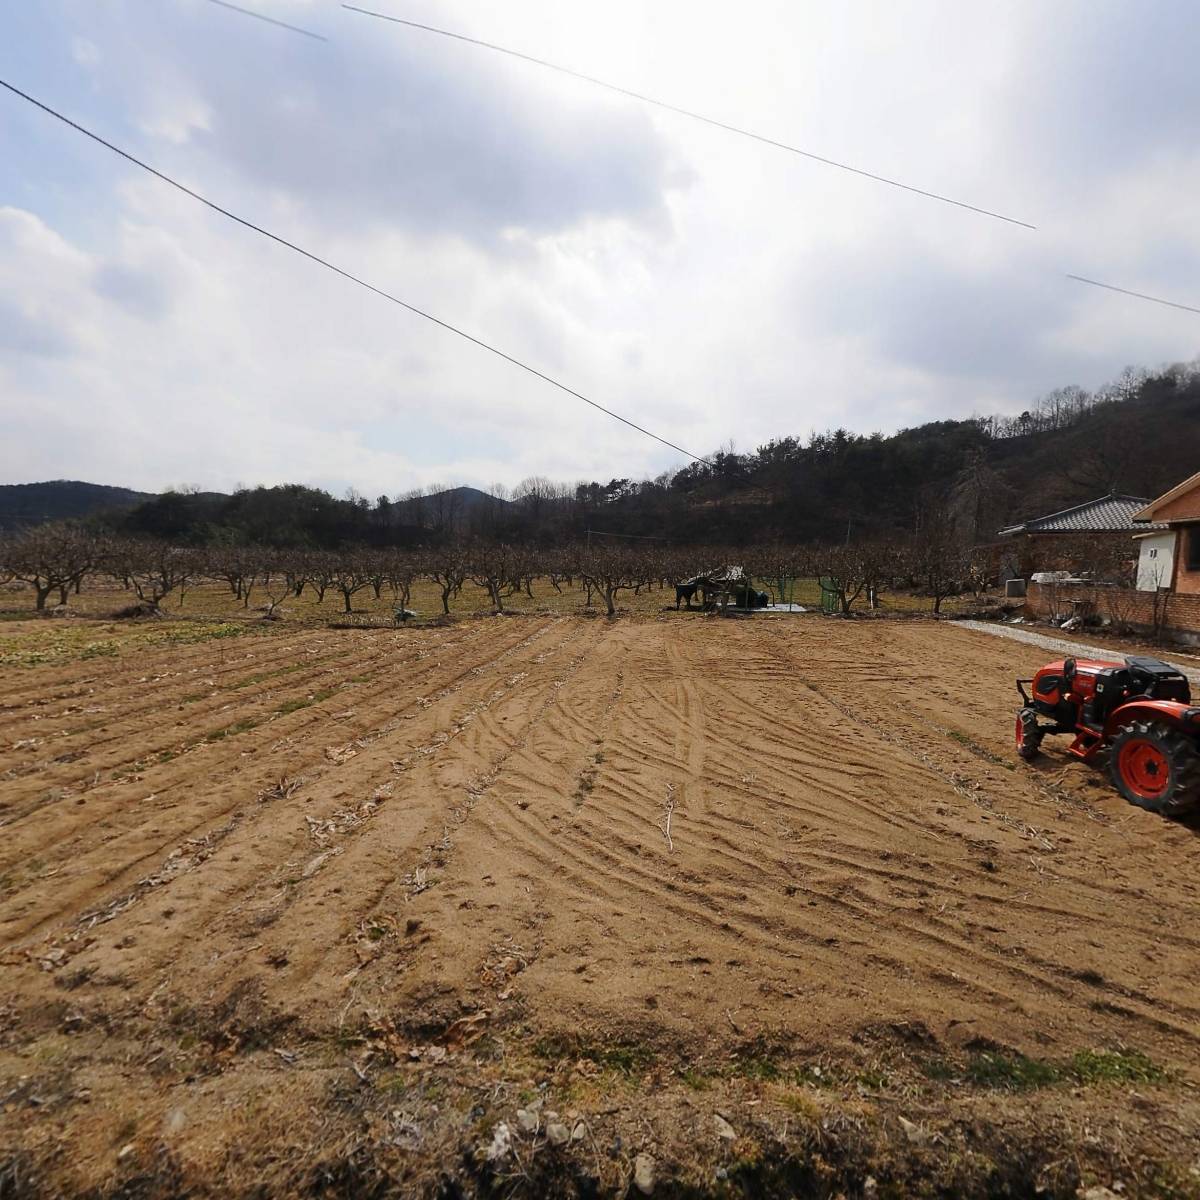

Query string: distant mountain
0 481 152 530
427 485 510 511
388 485 512 536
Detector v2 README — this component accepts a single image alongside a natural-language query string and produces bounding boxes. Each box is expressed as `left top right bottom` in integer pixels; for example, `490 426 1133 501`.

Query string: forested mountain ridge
7 362 1198 547
0 481 152 530
548 363 1200 546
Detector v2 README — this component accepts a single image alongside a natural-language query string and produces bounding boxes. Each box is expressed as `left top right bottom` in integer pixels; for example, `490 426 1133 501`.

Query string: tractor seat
1124 656 1182 677
1124 656 1191 704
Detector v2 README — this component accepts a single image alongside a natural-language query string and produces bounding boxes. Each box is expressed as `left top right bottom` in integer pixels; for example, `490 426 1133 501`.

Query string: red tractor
1016 655 1200 816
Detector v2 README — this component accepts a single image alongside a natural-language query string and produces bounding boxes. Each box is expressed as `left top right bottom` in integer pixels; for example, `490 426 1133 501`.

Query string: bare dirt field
2 611 1199 1198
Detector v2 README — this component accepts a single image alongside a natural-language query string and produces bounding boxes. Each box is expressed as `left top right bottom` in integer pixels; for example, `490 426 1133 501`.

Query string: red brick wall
1025 581 1200 640
1156 485 1200 522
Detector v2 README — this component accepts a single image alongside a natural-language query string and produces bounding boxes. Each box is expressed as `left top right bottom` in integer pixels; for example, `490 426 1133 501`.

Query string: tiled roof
998 493 1167 536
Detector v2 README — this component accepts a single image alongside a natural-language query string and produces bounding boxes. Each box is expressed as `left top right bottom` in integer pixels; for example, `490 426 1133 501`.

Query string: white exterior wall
1135 531 1176 591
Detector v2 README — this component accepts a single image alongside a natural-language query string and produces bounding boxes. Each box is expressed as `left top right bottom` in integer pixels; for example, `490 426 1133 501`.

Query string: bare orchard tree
744 544 813 608
907 508 974 614
283 550 314 600
812 543 864 614
210 546 260 608
576 543 650 617
258 558 295 620
2 523 100 611
332 553 374 614
544 544 575 595
306 553 337 605
367 557 389 601
105 539 197 614
1069 534 1141 632
427 544 468 615
383 550 420 613
468 542 523 613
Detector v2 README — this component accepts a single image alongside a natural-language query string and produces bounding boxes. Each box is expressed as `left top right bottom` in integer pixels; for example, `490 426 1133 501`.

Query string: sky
1 0 1198 498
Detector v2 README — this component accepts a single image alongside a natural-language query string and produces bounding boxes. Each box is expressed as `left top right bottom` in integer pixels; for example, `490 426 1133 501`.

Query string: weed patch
922 1046 1165 1092
276 688 335 715
205 717 261 743
1070 1048 1164 1084
533 1034 657 1077
964 1051 1062 1089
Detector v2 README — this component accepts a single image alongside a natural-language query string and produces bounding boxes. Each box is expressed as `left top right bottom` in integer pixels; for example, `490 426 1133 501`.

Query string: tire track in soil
454 618 1200 1057
422 625 913 1030
4 615 1200 1074
0 619 569 946
0 636 376 769
750 620 1200 1054
0 620 539 844
156 619 614 1022
25 618 580 962
0 622 502 801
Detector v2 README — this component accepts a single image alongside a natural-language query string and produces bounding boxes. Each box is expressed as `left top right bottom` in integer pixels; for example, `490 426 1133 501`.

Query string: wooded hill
10 361 1200 547
0 481 151 531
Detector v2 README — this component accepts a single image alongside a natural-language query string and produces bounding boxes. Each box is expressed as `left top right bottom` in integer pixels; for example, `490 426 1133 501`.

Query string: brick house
1019 474 1200 643
1133 470 1200 595
996 493 1152 580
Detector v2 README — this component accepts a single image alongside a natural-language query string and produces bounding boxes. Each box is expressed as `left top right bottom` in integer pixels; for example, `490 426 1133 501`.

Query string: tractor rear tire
1109 720 1200 817
1016 708 1043 761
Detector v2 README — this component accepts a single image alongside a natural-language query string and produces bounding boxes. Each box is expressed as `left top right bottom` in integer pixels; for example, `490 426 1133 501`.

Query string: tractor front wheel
1016 708 1043 761
1109 721 1200 817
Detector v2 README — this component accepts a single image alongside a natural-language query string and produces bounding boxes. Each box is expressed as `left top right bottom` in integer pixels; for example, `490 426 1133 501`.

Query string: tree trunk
35 584 52 610
342 590 353 613
603 586 617 616
58 585 69 606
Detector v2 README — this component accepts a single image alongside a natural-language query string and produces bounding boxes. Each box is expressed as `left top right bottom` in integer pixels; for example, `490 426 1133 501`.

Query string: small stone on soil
634 1152 655 1194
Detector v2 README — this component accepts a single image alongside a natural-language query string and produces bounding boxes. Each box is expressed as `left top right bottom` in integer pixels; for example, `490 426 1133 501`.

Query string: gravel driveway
955 619 1200 687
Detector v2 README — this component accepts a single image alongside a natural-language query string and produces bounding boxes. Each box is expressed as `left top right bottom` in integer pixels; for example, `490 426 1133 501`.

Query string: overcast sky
1 0 1198 497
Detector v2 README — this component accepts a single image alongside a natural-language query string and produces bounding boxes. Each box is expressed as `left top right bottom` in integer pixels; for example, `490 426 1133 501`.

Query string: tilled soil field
2 613 1199 1198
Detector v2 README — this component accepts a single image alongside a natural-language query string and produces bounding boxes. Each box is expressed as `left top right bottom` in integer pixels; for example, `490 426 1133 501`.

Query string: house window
1188 529 1200 573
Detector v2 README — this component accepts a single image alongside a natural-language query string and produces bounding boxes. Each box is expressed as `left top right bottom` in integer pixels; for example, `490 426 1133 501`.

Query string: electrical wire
0 78 710 466
342 4 1036 231
1066 274 1200 316
205 0 328 41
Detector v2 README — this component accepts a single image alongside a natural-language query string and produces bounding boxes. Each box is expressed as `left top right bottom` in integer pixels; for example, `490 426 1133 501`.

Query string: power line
205 0 328 41
1066 274 1200 317
585 529 671 541
0 78 710 466
342 4 1036 231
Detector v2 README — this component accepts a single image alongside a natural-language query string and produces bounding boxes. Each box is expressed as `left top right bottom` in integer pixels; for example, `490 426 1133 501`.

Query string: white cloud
71 38 100 67
2 0 1199 498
